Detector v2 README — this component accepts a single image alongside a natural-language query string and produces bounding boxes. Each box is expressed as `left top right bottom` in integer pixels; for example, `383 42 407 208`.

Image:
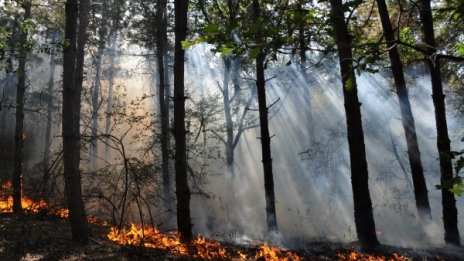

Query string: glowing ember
338 251 412 261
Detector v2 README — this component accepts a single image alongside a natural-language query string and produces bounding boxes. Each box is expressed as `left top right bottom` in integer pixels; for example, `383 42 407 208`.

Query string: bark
252 0 278 233
42 32 59 200
62 0 90 243
174 0 192 243
329 0 379 249
12 1 32 214
376 0 431 219
418 0 461 245
156 0 172 207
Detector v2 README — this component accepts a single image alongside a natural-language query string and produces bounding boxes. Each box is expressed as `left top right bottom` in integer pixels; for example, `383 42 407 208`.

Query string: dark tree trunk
174 0 192 243
376 0 431 219
42 32 58 200
157 0 172 207
12 1 32 214
62 0 90 243
252 0 278 233
329 0 379 249
418 0 461 246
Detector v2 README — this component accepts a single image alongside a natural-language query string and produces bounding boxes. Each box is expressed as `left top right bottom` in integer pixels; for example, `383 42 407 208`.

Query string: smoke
184 44 463 248
3 36 463 249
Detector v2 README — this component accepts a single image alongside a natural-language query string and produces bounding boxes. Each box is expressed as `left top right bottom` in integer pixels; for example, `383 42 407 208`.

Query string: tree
42 30 60 200
251 0 278 233
329 0 379 249
174 0 192 243
375 0 431 219
156 0 172 208
62 0 90 243
12 0 32 214
418 0 461 246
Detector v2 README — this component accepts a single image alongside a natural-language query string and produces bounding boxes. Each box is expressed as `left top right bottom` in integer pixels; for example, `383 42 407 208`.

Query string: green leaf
203 23 220 34
454 42 464 56
220 47 233 56
181 40 195 49
345 75 356 91
450 183 464 197
181 37 206 50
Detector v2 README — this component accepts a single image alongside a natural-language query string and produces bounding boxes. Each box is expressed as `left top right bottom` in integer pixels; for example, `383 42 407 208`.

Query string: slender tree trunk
91 0 109 169
419 0 461 246
376 0 431 219
156 0 172 207
252 0 278 233
329 0 379 249
174 0 192 243
104 33 117 161
90 48 103 170
62 0 90 243
42 33 58 200
223 57 235 176
12 1 32 214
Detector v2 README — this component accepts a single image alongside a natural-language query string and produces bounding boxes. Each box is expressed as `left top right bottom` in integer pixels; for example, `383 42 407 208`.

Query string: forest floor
0 212 463 260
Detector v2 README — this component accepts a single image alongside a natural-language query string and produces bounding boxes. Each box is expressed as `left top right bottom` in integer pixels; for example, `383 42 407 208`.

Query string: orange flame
0 181 48 213
255 243 301 261
108 223 233 259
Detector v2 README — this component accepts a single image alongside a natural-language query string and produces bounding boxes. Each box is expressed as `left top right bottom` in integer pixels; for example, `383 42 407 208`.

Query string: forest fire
108 223 302 260
0 181 48 213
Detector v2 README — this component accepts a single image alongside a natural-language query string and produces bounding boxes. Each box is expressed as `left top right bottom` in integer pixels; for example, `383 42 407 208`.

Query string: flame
108 223 303 260
0 181 48 213
108 223 234 259
255 243 301 261
338 251 412 261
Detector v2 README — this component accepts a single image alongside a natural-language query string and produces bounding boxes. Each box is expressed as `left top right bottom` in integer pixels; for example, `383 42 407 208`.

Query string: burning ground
0 193 463 261
0 182 462 260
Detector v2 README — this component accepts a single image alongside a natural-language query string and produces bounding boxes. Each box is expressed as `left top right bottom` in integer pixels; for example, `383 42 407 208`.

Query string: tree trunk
91 2 109 169
104 33 117 161
12 1 32 214
90 48 103 170
174 0 192 243
223 57 235 176
252 0 278 233
329 0 379 249
156 0 172 207
42 32 58 200
418 0 461 246
376 0 431 219
62 0 90 243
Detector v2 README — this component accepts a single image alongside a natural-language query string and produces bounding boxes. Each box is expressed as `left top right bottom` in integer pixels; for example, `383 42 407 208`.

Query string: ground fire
0 182 446 260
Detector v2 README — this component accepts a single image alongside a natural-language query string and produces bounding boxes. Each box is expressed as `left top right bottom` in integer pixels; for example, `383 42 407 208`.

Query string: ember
337 251 412 261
